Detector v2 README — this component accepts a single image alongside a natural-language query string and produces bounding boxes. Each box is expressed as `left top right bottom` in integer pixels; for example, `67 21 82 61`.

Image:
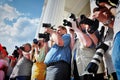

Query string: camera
63 13 79 27
33 39 42 46
85 42 109 74
69 13 76 21
80 42 109 80
63 19 72 27
79 15 99 34
12 46 24 59
42 23 56 31
12 50 19 59
42 23 51 28
15 46 25 51
38 33 50 42
33 38 38 44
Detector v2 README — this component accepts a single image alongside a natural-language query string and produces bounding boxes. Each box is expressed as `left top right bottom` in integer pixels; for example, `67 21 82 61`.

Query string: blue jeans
16 76 30 80
112 32 120 80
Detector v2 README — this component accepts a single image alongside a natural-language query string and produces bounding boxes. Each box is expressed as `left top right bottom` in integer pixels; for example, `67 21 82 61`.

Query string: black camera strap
103 27 109 42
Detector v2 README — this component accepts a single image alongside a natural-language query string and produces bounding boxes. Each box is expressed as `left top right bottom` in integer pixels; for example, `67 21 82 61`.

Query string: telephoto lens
85 42 109 74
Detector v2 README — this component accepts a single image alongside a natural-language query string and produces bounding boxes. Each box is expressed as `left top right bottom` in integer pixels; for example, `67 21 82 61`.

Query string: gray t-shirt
72 40 104 76
10 57 33 78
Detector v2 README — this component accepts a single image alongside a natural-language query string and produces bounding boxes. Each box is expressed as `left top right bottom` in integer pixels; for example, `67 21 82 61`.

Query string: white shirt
113 1 120 37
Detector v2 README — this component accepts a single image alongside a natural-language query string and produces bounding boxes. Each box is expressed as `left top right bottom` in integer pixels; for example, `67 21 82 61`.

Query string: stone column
35 0 65 38
90 0 97 15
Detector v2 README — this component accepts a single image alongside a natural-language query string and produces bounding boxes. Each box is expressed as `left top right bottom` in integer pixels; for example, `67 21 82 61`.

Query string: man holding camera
71 15 105 80
10 43 33 80
97 1 120 79
44 25 71 80
93 0 119 79
92 6 117 80
63 14 104 79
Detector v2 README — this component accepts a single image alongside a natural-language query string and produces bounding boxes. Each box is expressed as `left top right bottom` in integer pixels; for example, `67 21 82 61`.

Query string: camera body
33 39 38 44
38 33 50 42
12 50 19 59
69 13 76 21
63 13 79 27
15 46 25 51
63 19 72 27
42 23 51 28
42 23 56 31
79 15 99 34
12 46 25 59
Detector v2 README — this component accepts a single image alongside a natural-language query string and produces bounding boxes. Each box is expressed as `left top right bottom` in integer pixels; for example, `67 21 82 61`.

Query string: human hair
25 43 32 52
93 7 114 18
58 25 67 33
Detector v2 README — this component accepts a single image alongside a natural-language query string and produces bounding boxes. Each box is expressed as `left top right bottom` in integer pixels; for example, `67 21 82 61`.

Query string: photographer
30 38 48 80
94 0 120 79
71 15 105 80
93 4 118 80
44 25 71 80
10 43 33 80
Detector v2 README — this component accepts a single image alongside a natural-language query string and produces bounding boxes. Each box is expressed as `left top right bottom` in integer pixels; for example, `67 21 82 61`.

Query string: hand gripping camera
63 19 72 27
79 14 99 34
80 42 109 80
63 13 79 27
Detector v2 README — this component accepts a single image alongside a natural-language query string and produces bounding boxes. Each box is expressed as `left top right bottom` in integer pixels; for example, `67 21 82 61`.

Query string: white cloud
0 3 21 22
0 4 41 54
0 17 40 54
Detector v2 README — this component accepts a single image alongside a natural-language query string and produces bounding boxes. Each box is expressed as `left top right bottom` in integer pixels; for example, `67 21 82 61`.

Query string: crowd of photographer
0 0 120 80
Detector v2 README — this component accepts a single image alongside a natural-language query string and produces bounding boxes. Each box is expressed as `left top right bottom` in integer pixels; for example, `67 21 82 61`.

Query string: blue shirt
44 34 71 64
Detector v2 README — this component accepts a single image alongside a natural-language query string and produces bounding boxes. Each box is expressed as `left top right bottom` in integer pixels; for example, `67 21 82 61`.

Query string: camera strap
103 27 109 42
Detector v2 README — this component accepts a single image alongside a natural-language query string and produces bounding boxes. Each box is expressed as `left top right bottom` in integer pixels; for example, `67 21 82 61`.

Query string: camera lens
33 39 38 44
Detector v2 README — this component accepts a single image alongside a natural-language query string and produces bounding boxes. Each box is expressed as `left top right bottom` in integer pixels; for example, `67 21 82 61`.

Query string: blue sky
0 0 44 54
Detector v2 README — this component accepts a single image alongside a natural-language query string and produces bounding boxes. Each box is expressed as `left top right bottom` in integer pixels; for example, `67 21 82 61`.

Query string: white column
35 0 65 38
90 0 97 15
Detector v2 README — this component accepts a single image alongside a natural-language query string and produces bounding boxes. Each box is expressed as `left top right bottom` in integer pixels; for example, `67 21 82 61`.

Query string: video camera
38 33 50 42
79 15 99 34
42 23 51 28
42 23 56 31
